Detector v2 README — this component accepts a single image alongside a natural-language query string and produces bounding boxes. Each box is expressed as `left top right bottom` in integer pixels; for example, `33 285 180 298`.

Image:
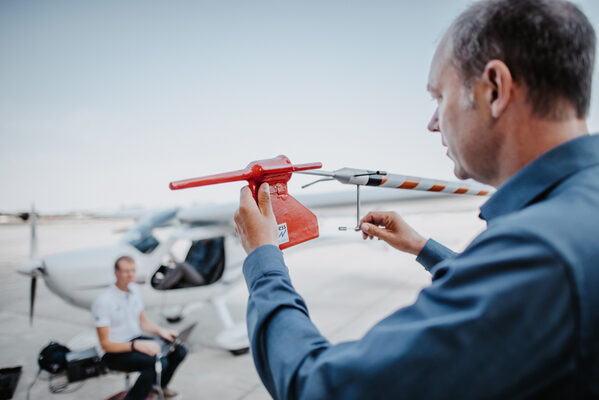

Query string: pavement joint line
0 309 90 329
236 383 265 400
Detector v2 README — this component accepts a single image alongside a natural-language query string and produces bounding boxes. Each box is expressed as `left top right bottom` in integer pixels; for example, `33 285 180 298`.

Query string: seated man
92 255 187 400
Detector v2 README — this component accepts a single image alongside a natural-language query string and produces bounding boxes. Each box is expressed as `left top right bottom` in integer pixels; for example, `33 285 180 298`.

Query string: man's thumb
257 183 274 216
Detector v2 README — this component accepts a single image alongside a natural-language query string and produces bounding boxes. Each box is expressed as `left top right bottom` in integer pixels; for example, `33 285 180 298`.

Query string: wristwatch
131 339 136 352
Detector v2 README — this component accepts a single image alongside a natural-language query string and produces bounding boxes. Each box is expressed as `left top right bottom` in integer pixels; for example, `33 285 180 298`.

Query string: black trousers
102 336 187 400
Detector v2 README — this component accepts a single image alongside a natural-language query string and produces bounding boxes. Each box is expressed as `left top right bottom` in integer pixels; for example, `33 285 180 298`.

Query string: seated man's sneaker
151 386 180 399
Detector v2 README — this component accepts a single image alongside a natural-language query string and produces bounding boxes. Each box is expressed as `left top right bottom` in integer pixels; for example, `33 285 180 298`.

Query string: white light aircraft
17 166 493 354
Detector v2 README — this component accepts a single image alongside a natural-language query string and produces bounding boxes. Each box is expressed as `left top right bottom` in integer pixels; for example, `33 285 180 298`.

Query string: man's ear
482 60 513 119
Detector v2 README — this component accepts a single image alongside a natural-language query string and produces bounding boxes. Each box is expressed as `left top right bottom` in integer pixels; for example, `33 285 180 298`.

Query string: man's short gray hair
114 255 134 270
450 0 595 119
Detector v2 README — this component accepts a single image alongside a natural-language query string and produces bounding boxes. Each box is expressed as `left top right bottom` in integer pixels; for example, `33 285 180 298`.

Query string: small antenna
338 185 362 232
301 177 334 189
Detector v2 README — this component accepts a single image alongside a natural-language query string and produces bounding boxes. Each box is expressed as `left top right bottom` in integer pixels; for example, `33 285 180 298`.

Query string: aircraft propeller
30 273 37 325
28 205 42 325
16 204 44 325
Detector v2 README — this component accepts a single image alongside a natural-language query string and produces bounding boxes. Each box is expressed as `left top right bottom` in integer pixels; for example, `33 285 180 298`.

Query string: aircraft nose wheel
216 323 250 356
166 315 183 324
229 347 249 356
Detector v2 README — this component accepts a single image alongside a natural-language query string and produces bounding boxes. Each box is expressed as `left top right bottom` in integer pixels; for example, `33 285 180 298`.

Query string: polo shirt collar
480 134 599 222
110 283 131 298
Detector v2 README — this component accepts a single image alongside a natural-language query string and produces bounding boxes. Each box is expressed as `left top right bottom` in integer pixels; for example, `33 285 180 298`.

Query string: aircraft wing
295 188 445 209
171 224 235 240
176 203 238 225
176 188 447 224
92 208 150 220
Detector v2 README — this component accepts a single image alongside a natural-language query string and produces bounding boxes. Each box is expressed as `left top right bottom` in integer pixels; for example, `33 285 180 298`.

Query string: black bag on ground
38 342 70 374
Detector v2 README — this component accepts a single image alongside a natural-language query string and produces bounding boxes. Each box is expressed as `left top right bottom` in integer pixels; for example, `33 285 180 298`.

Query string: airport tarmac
0 197 486 399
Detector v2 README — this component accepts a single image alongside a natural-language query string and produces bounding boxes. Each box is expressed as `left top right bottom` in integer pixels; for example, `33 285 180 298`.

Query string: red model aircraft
169 155 494 249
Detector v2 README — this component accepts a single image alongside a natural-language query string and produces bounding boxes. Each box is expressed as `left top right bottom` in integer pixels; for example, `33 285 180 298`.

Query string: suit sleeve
243 235 576 400
415 238 457 273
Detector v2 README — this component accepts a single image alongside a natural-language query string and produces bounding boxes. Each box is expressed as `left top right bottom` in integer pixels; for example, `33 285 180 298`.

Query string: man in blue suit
234 0 598 398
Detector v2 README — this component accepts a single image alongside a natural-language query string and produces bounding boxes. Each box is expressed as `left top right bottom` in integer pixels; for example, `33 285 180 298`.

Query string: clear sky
1 0 598 213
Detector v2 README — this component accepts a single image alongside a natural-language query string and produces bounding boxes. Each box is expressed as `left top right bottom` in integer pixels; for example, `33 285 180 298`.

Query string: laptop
158 322 197 357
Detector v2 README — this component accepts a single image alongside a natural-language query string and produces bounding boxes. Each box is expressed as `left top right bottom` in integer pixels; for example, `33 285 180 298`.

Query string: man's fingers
257 183 274 217
239 185 254 206
239 185 261 218
360 211 390 227
234 209 241 229
233 219 239 236
359 212 376 225
360 222 389 241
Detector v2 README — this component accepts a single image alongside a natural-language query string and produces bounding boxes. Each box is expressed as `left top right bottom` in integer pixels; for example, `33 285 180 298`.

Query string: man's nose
427 109 440 133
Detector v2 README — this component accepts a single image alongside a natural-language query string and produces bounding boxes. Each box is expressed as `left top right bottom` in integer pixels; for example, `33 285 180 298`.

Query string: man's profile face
115 259 136 286
426 38 497 184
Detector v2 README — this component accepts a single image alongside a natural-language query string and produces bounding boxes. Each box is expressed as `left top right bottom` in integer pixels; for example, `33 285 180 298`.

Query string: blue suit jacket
243 134 599 399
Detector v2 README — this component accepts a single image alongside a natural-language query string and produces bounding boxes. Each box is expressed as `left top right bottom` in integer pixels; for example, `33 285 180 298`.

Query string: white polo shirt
92 283 144 345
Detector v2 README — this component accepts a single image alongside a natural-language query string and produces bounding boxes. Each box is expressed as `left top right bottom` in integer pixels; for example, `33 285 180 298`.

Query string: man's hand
234 183 279 254
134 339 161 356
359 211 427 256
159 328 178 343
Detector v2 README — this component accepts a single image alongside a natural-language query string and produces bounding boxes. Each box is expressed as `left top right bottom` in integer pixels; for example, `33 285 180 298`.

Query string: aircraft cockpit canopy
120 208 179 254
151 237 226 290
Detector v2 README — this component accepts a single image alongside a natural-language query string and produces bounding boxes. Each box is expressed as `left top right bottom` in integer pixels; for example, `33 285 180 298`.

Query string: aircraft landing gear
212 296 250 355
162 296 249 355
161 304 188 324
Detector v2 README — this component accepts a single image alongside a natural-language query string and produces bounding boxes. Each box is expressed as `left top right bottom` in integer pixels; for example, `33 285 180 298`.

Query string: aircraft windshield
120 208 178 254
